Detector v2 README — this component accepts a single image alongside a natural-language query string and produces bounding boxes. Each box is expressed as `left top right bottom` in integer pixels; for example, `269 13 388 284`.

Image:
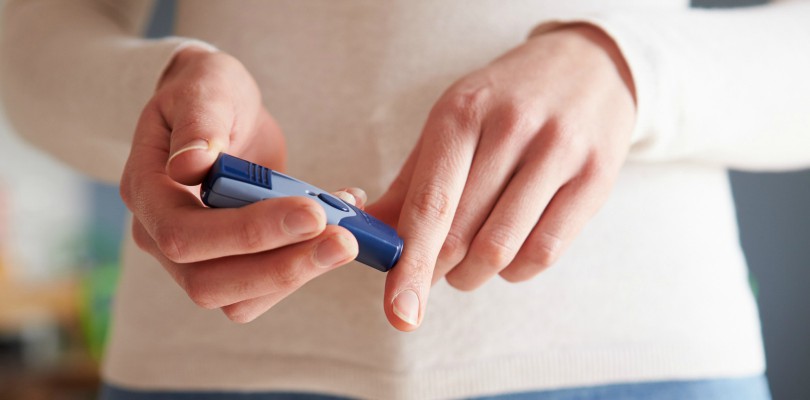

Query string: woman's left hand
367 24 637 331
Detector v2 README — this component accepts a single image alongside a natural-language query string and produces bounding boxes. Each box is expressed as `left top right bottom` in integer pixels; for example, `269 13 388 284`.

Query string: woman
2 0 808 398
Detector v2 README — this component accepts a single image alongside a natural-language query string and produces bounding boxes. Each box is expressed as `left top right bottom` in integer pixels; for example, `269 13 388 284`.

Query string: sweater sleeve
0 0 215 183
533 0 810 171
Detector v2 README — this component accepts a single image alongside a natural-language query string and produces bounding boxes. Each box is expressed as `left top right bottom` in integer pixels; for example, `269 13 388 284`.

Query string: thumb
164 98 233 186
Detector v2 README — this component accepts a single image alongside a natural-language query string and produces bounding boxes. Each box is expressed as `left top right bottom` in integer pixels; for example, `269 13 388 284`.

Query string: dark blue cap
338 204 403 272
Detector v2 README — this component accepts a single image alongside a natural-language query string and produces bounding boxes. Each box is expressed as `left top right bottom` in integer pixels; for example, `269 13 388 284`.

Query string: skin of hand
120 48 367 323
367 24 637 331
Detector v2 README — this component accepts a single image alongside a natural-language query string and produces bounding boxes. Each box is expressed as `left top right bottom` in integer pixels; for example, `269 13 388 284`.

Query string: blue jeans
101 375 771 400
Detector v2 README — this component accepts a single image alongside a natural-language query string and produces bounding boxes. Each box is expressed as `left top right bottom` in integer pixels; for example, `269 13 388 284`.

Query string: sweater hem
103 344 765 400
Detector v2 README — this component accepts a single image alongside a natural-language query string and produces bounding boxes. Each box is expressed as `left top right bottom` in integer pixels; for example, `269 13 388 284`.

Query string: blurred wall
730 170 810 400
0 108 88 280
0 1 88 279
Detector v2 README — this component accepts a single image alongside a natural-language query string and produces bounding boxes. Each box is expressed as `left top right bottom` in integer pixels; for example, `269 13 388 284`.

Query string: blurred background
0 0 807 399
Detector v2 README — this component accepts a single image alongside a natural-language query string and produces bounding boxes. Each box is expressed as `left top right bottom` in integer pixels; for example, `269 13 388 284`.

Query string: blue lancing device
201 153 403 272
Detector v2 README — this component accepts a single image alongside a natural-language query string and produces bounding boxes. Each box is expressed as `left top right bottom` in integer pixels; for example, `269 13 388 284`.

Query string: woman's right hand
120 48 362 323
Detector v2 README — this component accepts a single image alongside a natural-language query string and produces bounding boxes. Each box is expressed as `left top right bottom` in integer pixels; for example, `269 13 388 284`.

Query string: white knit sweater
2 1 810 399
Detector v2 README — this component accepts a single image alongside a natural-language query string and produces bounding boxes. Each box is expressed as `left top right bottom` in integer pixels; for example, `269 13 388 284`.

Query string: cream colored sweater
2 1 810 399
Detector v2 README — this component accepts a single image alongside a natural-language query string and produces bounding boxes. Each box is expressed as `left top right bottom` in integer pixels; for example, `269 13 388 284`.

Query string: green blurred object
78 261 119 361
77 180 128 361
749 270 759 299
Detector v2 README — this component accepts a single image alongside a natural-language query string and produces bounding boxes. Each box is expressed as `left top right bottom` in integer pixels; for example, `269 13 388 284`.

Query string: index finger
384 93 483 331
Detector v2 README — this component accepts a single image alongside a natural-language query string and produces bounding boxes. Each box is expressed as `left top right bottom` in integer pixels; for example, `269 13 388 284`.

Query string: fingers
499 166 611 283
219 293 289 324
335 187 367 210
124 50 362 324
433 106 538 284
442 130 570 290
122 101 324 265
378 26 635 318
124 185 365 265
170 199 327 264
383 91 483 331
124 157 328 263
133 220 358 321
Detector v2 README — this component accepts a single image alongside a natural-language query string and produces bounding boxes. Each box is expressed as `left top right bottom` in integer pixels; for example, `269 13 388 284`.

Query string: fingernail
314 234 355 268
283 209 321 236
334 191 357 206
167 139 210 164
392 290 419 326
348 188 367 206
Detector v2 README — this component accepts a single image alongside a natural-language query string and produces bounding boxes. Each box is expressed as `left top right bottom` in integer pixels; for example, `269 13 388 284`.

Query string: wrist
532 23 636 105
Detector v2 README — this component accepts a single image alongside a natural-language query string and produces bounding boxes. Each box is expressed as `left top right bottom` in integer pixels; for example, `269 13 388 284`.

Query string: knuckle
499 271 524 283
119 175 132 207
183 274 219 309
222 306 255 324
168 53 253 102
531 247 556 271
475 226 519 268
154 222 188 263
500 267 536 283
119 170 148 213
131 223 152 252
528 231 564 269
444 273 477 292
152 86 174 104
269 263 304 291
411 181 453 221
209 51 245 74
438 83 491 125
222 311 247 324
438 230 469 267
222 302 259 324
581 152 616 183
228 277 259 303
544 127 571 151
237 217 267 252
493 102 535 140
542 118 577 151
